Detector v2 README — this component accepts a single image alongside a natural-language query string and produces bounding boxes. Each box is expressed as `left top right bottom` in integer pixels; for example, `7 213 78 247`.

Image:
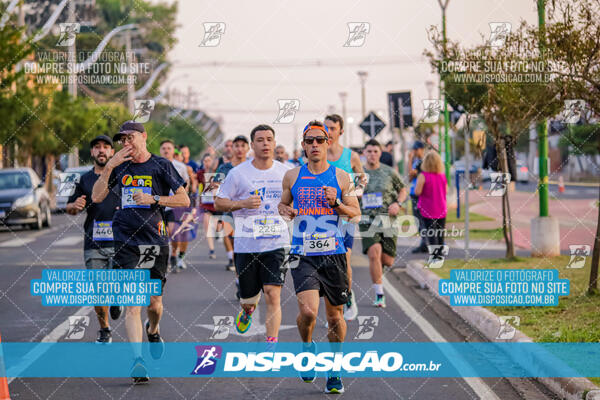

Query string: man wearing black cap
66 135 119 343
409 141 427 253
92 121 190 384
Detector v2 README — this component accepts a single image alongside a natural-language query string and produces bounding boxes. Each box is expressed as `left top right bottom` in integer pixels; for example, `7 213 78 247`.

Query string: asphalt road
0 214 558 399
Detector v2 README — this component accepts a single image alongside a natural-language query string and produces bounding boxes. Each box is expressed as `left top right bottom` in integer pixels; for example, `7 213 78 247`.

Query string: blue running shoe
300 341 317 383
325 375 344 393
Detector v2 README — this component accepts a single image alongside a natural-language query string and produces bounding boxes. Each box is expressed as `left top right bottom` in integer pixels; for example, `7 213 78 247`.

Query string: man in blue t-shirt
92 121 189 384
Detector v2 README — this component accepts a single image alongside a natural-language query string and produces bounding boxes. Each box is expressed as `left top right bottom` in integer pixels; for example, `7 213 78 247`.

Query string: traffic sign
359 112 386 138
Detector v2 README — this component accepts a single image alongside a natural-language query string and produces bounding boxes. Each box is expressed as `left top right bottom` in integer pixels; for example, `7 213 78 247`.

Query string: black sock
178 251 185 259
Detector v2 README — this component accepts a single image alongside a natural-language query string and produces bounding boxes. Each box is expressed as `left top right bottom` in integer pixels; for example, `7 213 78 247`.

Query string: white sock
373 283 384 295
227 251 233 260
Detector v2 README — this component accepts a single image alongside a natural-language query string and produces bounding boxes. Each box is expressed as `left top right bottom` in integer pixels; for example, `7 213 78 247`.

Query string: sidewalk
451 188 597 252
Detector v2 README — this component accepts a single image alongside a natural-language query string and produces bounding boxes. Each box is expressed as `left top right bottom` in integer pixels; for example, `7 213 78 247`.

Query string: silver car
0 168 52 230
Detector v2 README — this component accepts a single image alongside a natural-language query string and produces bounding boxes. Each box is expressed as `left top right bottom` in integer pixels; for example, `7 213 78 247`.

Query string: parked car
516 160 530 183
479 161 529 183
0 168 52 230
54 165 93 212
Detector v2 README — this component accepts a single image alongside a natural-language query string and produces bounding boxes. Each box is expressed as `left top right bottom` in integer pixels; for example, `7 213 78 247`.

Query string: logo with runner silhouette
566 244 590 269
274 99 300 124
57 23 80 46
58 172 81 197
137 245 160 268
495 316 520 340
344 22 370 47
354 316 379 339
488 22 511 47
65 316 90 340
133 99 155 123
210 316 234 339
191 345 222 375
199 22 226 47
426 245 449 269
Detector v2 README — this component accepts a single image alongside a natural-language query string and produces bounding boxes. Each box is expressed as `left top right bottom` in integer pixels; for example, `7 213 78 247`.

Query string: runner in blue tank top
324 114 366 322
279 120 361 394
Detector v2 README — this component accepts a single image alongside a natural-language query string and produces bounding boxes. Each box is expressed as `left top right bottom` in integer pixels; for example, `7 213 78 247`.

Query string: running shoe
169 255 178 273
145 320 165 360
343 289 358 321
299 341 317 383
96 328 112 343
109 305 123 320
225 259 235 272
130 356 149 384
325 376 344 393
209 249 216 259
235 309 252 334
177 258 187 270
373 294 386 308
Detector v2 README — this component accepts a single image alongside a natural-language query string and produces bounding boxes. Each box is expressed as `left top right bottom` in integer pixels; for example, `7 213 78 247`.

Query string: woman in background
415 151 447 247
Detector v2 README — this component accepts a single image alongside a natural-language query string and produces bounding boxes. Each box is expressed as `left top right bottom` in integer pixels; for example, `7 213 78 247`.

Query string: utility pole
358 71 368 118
530 0 560 257
125 29 135 114
438 0 451 186
68 0 77 98
339 92 348 147
537 0 549 218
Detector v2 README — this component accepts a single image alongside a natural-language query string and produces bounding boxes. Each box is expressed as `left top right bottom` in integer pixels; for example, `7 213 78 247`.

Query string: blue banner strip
2 342 599 378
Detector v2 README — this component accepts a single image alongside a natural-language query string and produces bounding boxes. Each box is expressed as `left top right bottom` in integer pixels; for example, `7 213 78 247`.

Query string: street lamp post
339 91 348 147
425 80 435 100
437 0 451 186
357 71 368 118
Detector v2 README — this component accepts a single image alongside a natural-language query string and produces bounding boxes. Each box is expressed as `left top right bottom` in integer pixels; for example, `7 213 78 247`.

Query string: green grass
432 256 600 384
407 202 494 223
433 256 600 343
466 228 504 241
445 207 494 223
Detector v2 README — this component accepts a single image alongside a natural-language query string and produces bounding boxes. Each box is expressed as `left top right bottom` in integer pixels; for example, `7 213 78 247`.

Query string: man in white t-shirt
215 124 290 345
159 140 191 271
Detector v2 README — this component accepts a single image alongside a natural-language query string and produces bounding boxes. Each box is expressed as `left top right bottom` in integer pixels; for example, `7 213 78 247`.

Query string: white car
515 160 529 183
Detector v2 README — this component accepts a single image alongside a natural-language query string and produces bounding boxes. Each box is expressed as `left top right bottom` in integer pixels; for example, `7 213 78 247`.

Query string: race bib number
253 217 283 239
363 192 383 209
303 232 336 255
122 187 151 209
92 220 113 241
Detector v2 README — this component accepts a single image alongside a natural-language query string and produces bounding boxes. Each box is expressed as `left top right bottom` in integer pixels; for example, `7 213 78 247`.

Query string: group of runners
66 114 408 394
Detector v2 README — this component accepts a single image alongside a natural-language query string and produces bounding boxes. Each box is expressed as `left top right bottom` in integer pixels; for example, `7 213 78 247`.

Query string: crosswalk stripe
0 238 35 248
53 236 83 247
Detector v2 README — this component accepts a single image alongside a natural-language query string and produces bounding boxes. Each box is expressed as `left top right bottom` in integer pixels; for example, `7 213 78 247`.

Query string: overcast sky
165 0 540 151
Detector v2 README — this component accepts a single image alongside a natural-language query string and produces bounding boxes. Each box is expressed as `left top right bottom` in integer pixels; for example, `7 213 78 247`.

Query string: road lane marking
7 306 93 384
0 237 36 247
382 275 501 400
52 236 83 247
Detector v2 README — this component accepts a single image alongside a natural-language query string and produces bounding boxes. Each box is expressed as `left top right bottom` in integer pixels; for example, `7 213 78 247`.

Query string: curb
403 259 599 400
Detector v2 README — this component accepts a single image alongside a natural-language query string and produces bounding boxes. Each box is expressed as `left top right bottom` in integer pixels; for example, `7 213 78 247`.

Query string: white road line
7 306 93 384
0 238 35 248
52 236 83 246
382 276 501 400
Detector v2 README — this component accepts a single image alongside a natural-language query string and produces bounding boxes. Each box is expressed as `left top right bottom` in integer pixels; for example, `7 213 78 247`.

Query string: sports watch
153 195 161 204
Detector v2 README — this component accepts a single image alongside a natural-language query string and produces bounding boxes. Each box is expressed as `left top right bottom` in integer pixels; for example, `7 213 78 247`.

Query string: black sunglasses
303 136 328 144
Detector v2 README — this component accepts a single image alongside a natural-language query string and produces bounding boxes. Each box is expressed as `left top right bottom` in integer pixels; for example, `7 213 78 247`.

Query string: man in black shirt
66 135 119 344
92 121 189 384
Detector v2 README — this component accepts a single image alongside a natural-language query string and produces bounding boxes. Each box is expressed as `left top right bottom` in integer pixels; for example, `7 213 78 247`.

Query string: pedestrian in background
414 151 447 247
